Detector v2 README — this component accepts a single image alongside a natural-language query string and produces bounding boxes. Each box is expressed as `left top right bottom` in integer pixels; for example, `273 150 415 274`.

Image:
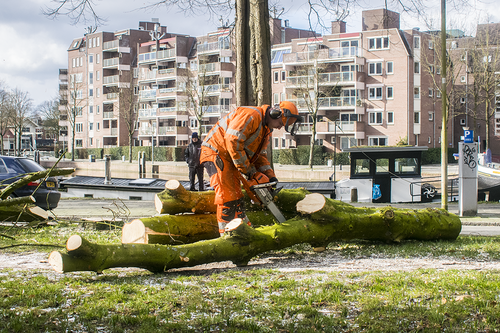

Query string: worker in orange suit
200 101 302 236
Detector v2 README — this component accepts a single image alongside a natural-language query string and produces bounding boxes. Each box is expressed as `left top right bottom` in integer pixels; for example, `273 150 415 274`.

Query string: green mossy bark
50 197 461 273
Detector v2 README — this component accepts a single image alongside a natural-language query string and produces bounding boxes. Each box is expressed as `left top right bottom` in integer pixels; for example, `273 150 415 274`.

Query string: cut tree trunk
154 179 308 215
49 193 461 273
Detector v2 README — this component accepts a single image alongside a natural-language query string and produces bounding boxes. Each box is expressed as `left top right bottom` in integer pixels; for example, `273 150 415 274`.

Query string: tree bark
49 194 461 273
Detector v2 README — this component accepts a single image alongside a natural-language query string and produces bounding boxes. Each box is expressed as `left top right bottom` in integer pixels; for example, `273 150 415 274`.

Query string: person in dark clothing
185 132 204 191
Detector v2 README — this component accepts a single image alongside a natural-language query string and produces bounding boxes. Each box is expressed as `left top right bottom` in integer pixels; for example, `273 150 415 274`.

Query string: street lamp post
333 119 340 197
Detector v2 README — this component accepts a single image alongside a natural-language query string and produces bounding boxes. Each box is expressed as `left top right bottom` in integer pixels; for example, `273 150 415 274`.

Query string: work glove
247 172 270 187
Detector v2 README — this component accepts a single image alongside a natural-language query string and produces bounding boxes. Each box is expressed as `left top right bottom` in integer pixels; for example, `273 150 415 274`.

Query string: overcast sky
0 0 496 109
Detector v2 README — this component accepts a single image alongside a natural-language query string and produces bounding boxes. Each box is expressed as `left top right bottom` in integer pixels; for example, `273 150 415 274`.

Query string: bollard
351 187 358 203
141 151 146 178
104 155 112 184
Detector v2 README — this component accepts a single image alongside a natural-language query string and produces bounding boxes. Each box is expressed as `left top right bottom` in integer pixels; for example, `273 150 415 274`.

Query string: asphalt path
51 199 500 236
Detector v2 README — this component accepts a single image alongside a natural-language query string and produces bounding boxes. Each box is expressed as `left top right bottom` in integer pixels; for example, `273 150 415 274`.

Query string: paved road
51 199 500 236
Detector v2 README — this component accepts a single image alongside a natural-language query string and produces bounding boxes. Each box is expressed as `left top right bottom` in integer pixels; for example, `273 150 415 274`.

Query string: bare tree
116 72 139 163
64 73 87 161
289 52 342 168
38 98 61 141
8 88 33 156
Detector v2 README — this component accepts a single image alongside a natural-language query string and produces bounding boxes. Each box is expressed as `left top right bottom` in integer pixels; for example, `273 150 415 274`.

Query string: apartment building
447 23 500 155
270 9 443 152
59 18 316 154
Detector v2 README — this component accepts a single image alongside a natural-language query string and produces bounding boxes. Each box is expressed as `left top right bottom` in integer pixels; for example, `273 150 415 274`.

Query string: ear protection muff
269 104 282 119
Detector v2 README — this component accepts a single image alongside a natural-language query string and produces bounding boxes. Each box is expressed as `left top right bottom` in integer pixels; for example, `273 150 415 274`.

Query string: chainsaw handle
238 173 262 204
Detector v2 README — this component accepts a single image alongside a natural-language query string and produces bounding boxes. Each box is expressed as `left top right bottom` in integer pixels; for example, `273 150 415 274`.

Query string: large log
49 195 461 273
154 179 308 215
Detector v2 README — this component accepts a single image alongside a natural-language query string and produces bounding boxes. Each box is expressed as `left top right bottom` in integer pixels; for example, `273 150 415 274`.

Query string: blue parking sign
464 130 473 143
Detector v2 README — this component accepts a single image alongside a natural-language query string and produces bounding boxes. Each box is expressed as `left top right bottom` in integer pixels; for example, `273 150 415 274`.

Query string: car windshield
17 158 45 172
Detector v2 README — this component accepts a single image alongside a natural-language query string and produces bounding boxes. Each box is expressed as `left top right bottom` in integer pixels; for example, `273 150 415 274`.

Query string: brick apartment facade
59 9 500 156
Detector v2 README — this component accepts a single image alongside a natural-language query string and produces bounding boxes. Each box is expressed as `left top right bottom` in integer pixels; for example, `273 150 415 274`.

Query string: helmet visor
283 109 303 136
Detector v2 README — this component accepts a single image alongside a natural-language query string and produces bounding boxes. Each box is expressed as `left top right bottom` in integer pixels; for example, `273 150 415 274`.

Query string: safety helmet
274 101 302 136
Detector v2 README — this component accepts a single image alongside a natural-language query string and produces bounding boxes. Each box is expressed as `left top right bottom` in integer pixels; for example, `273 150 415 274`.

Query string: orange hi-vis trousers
201 148 251 235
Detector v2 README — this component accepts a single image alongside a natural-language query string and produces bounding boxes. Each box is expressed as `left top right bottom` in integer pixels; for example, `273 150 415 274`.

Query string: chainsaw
239 175 286 223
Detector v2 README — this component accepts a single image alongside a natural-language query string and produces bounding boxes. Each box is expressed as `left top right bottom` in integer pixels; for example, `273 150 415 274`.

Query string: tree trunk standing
235 0 251 106
128 137 133 163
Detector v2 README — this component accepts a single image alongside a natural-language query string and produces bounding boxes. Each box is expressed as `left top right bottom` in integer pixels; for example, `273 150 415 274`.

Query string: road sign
464 130 473 143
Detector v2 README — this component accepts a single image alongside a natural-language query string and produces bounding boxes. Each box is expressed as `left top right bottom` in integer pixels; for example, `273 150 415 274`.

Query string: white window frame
281 71 286 82
368 111 383 125
414 36 420 49
387 111 394 124
414 61 420 74
414 87 420 99
368 37 390 50
386 86 394 99
368 136 388 146
274 71 279 83
428 112 434 121
461 76 466 82
368 86 383 100
386 61 394 74
414 112 420 124
429 40 434 49
428 88 433 97
460 118 466 126
368 62 383 75
76 123 83 133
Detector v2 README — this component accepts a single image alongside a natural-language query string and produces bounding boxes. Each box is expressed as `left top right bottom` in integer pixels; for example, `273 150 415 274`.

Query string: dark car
0 156 61 210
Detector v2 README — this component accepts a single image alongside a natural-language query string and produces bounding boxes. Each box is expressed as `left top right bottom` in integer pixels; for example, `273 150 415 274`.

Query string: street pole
440 0 448 210
333 119 338 197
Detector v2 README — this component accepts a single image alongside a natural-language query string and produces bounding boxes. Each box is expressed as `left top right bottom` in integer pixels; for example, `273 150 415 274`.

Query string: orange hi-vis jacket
201 105 276 180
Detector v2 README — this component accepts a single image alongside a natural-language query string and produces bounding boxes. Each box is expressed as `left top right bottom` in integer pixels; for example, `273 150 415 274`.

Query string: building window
89 123 93 131
414 61 420 74
273 93 279 105
281 71 286 82
461 76 466 82
429 64 434 73
460 118 466 125
89 72 93 84
368 62 383 75
428 136 432 143
460 97 466 104
89 54 93 63
436 66 441 75
76 123 83 132
414 112 420 124
386 61 393 74
414 87 420 99
89 89 93 97
368 111 383 125
428 88 433 97
386 86 394 99
451 41 458 49
97 122 100 130
369 137 387 146
461 53 467 61
76 139 83 147
369 87 383 100
96 105 100 114
387 111 394 124
96 37 100 47
429 112 434 121
89 106 93 114
96 54 100 64
89 138 93 146
436 90 441 98
414 36 420 49
282 138 286 147
429 40 434 49
274 71 279 83
368 37 389 50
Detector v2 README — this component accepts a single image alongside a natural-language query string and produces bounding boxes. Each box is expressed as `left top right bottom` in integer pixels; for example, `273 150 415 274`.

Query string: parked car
0 156 61 210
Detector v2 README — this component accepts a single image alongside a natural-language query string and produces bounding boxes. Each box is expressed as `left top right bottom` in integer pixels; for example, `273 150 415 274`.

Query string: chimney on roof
331 21 346 34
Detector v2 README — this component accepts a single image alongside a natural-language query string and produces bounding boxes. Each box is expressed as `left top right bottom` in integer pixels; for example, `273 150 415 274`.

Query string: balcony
103 40 130 53
199 84 231 96
103 75 120 85
139 109 157 118
283 47 362 65
138 48 176 64
103 57 130 71
103 111 115 119
290 96 358 110
287 71 355 87
197 41 232 56
139 89 157 101
106 92 118 100
202 104 230 117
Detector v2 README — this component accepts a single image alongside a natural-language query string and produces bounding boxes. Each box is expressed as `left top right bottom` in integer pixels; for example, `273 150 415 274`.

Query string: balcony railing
199 84 231 94
283 47 361 64
139 89 157 100
103 111 114 119
139 109 157 118
103 75 120 84
107 93 118 100
157 126 176 135
103 39 129 51
158 107 177 113
138 48 176 63
202 105 230 114
197 41 230 54
103 57 119 67
287 71 354 86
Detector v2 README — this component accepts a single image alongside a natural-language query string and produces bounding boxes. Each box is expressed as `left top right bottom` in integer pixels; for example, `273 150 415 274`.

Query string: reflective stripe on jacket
201 105 275 178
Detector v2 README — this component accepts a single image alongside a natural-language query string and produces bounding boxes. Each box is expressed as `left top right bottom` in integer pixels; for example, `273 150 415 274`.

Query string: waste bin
89 155 95 162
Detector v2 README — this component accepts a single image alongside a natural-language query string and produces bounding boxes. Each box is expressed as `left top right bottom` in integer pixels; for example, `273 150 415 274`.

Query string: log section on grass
50 193 461 273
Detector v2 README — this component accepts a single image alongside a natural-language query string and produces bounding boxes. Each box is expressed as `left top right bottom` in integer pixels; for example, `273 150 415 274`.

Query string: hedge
422 147 458 165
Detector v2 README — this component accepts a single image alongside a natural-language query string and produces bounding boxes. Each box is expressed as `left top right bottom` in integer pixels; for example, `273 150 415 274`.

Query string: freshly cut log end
225 218 244 233
313 247 326 253
28 206 49 220
296 193 326 215
165 179 181 190
154 194 164 214
67 235 82 252
121 219 146 244
48 251 64 273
